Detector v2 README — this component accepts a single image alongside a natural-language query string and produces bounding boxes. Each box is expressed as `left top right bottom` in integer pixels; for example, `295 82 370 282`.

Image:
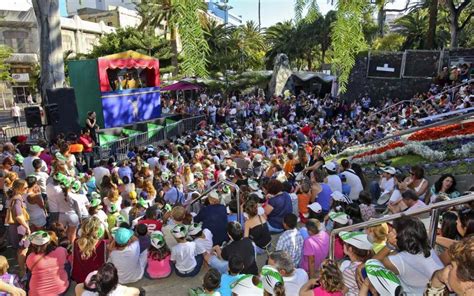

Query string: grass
389 154 427 167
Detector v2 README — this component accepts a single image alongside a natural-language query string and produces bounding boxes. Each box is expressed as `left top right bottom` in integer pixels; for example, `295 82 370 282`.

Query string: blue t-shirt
317 183 333 212
194 204 228 246
268 192 293 229
118 166 133 181
218 274 243 296
342 183 351 196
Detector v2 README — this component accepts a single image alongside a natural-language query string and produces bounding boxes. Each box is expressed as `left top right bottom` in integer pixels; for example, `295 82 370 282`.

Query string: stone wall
342 48 474 104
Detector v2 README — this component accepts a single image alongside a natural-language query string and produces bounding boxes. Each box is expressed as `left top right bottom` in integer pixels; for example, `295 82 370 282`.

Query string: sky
231 0 415 28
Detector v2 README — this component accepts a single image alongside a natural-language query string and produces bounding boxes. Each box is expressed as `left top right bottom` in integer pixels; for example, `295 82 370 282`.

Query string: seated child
218 256 244 296
170 224 205 277
299 259 344 296
146 231 172 279
358 191 376 221
366 223 388 254
188 222 213 254
136 224 151 253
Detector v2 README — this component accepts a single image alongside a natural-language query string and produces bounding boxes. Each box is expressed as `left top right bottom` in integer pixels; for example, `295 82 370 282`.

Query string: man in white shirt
340 159 364 201
11 103 21 127
268 251 308 296
23 145 47 176
323 162 342 193
93 159 111 188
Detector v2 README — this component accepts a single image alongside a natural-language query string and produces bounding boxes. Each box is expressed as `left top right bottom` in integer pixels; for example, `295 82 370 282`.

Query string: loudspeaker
24 106 42 128
46 88 81 135
44 104 60 125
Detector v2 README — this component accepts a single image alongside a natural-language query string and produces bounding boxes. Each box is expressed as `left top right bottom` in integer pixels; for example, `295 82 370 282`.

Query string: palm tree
294 0 319 23
316 10 337 64
137 0 209 77
395 9 429 49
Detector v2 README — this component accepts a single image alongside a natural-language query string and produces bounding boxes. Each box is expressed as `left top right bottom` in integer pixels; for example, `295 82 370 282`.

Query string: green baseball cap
30 145 44 154
14 154 24 163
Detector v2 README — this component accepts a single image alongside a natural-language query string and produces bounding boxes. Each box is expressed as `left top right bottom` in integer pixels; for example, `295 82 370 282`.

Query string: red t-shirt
138 219 163 233
301 125 312 137
79 135 93 153
71 239 107 283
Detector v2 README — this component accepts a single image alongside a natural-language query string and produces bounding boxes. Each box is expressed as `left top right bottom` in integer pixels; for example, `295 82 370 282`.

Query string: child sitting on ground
146 231 172 279
170 224 205 277
0 255 22 293
217 256 244 296
136 223 151 253
299 259 344 296
188 222 213 254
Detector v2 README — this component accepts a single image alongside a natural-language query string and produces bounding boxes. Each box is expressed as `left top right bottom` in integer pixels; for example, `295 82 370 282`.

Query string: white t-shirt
194 228 213 254
170 241 202 273
388 250 443 295
70 192 90 218
147 157 159 170
282 268 308 296
46 182 63 213
103 196 123 213
23 156 47 176
389 189 402 203
33 171 49 193
380 177 395 193
326 175 342 193
93 166 110 188
341 170 363 201
108 240 147 284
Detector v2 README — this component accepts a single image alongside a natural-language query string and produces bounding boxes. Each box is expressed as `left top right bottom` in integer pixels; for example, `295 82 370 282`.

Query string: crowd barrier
0 125 44 143
93 115 206 161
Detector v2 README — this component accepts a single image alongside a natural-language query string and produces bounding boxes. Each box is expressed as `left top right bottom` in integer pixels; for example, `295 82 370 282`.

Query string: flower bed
352 141 405 159
408 122 474 141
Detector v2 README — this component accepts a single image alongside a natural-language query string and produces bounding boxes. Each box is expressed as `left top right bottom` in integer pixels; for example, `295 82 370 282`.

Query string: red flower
408 122 474 141
353 141 405 159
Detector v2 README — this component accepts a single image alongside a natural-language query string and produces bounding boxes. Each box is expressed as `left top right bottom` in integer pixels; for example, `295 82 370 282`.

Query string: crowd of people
0 78 472 296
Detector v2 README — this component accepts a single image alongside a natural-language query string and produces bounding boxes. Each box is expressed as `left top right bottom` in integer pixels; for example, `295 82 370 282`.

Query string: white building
66 0 140 16
0 0 115 105
77 5 143 29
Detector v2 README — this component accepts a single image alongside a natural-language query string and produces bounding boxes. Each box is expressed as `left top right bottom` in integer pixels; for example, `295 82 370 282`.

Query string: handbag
5 197 30 225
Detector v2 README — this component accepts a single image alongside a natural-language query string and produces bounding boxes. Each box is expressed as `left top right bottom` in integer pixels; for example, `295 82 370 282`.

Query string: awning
162 81 201 91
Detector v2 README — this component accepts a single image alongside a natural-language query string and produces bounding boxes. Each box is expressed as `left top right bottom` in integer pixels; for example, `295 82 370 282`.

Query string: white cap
323 162 337 172
365 259 402 296
307 202 322 213
339 231 373 250
253 154 263 163
331 191 350 203
329 211 349 225
381 166 396 175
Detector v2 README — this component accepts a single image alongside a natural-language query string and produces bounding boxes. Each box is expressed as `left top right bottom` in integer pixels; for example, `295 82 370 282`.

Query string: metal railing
94 115 206 161
189 180 243 225
328 193 474 260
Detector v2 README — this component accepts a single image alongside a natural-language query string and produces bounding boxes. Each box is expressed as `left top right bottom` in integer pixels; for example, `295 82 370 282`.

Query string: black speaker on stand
24 106 43 128
45 88 81 136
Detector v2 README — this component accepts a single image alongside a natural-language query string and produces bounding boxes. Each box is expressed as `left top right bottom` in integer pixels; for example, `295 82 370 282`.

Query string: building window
3 30 29 53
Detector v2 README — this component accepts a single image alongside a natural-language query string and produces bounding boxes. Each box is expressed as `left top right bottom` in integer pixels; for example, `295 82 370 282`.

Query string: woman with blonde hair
182 164 194 187
103 186 122 213
71 217 107 283
141 179 157 205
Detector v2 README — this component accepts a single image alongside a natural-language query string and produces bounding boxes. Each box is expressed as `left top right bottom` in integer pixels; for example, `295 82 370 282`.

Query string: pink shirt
26 247 69 296
301 231 330 273
313 286 343 296
146 254 172 279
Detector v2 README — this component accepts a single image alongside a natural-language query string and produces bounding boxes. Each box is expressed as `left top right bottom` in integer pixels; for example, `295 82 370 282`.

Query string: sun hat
365 259 402 296
381 167 396 175
307 202 322 213
253 154 263 163
115 214 127 227
29 230 51 245
109 204 118 213
97 224 105 239
55 152 67 162
171 224 188 239
187 222 203 236
137 198 149 208
323 162 337 172
261 265 284 295
248 179 259 191
231 275 263 296
90 191 101 200
207 190 219 200
71 180 82 193
113 227 134 245
377 192 392 205
150 231 166 249
14 154 24 163
339 231 373 250
328 211 349 225
90 198 102 208
30 145 44 154
331 191 351 203
84 270 98 290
